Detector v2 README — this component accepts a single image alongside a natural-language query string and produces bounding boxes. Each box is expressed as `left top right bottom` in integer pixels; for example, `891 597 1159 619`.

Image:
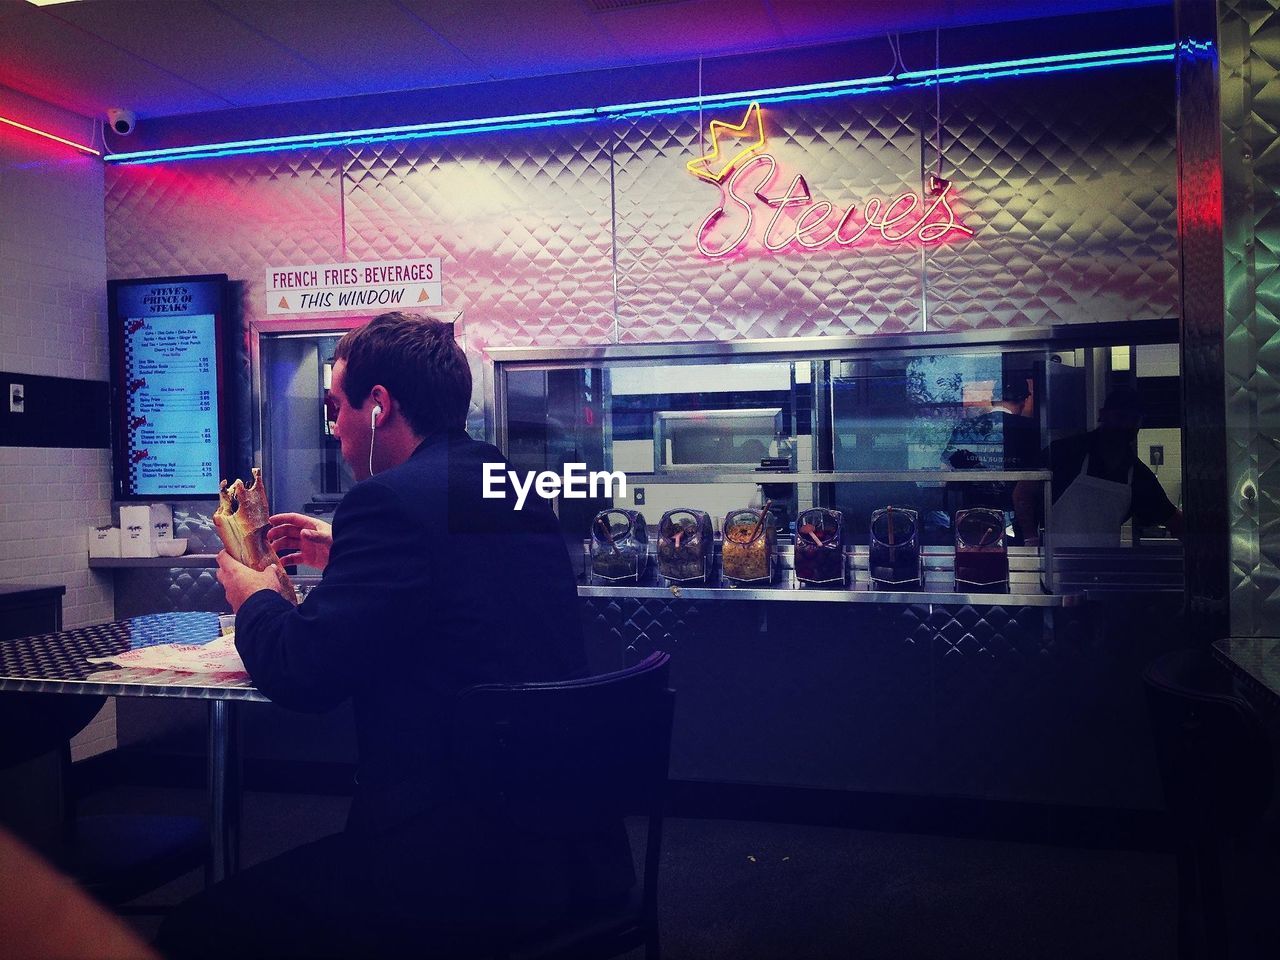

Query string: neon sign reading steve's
688 102 974 258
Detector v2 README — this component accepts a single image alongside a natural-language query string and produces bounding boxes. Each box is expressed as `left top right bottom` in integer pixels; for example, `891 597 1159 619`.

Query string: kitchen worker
941 374 1039 544
160 313 631 959
1012 387 1183 586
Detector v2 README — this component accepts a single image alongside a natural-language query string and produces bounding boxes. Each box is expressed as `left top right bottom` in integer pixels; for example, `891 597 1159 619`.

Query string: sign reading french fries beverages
266 258 442 315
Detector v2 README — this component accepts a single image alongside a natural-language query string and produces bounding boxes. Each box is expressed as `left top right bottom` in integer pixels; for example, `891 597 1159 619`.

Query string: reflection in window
831 352 1042 545
492 339 1179 549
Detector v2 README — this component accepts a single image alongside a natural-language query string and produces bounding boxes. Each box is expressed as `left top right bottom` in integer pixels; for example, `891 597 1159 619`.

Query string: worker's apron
1043 454 1131 591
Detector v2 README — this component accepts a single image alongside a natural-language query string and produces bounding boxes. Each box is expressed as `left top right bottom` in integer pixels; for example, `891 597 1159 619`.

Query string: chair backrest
0 694 107 770
1142 649 1273 837
452 652 675 837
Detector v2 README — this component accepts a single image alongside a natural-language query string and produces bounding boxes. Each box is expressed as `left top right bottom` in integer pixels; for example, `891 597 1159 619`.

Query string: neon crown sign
686 101 974 258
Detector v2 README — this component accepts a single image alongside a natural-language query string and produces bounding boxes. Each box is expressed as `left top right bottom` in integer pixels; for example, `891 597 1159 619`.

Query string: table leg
205 700 241 885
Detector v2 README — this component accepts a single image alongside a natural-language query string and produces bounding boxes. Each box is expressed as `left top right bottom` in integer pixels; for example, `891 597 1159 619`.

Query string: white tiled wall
1 88 115 756
0 446 115 619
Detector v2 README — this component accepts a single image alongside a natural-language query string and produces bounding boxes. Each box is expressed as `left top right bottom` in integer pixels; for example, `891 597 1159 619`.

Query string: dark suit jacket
235 428 589 830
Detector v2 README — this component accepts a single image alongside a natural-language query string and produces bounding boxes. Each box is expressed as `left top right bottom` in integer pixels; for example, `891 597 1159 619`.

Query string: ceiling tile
398 0 622 79
46 0 356 108
591 0 785 64
0 0 1172 123
211 0 483 95
0 0 227 118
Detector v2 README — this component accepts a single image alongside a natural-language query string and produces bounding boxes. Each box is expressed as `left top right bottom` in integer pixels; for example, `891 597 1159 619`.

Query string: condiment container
953 507 1009 591
721 507 776 584
656 508 713 583
869 506 922 588
795 508 846 586
590 509 649 582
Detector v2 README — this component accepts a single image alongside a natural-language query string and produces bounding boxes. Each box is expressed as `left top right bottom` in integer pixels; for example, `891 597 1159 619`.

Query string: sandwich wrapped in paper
212 468 298 604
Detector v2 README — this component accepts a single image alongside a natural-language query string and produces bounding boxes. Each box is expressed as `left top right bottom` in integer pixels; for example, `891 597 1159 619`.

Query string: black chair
1143 649 1273 960
0 693 204 910
452 652 675 960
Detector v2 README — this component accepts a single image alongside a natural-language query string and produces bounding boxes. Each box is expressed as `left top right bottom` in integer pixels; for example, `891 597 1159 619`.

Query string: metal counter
579 544 1190 607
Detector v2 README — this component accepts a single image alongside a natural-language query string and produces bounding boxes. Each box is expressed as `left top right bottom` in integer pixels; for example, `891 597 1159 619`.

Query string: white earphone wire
368 404 382 477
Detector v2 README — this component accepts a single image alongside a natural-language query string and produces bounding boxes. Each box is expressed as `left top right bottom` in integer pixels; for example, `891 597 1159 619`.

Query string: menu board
109 275 231 499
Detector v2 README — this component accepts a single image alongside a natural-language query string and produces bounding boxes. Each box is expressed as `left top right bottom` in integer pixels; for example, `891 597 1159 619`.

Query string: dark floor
82 784 1181 959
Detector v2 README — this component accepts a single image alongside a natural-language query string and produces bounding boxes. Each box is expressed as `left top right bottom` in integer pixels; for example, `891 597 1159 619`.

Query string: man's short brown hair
334 312 471 436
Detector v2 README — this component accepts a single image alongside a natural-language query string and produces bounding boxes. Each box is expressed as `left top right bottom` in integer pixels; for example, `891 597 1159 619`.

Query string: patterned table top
1213 637 1280 703
0 612 267 702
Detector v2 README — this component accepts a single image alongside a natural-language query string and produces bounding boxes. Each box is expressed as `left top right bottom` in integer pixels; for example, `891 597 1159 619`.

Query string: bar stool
1143 648 1273 960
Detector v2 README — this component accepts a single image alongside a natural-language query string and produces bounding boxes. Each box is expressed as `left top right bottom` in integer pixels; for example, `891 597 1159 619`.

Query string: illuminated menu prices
112 277 227 497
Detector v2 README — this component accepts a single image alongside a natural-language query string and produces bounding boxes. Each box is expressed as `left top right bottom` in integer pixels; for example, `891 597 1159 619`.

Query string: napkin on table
86 632 247 677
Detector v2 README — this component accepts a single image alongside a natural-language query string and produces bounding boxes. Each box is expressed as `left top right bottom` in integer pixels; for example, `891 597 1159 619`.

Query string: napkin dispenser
119 503 172 558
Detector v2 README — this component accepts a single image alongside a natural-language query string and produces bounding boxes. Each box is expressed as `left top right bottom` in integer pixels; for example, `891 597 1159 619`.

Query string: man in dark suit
159 313 630 959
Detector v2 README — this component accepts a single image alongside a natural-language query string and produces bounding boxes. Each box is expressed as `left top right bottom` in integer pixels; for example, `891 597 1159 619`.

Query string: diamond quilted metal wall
338 127 617 349
100 38 1179 636
613 65 1177 340
1221 0 1280 636
1176 0 1231 643
611 95 926 339
105 61 1176 350
921 65 1178 331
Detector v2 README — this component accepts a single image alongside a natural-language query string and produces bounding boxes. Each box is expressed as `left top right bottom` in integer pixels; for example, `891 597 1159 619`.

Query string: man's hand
266 513 334 570
216 550 290 612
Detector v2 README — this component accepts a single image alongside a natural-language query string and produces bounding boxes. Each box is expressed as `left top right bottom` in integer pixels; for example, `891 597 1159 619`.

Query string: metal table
0 611 267 883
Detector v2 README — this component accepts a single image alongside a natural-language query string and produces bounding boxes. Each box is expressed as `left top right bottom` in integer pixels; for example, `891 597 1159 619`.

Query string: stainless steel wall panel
579 596 1162 806
922 65 1179 332
101 60 1183 628
1175 0 1233 641
112 567 228 619
338 128 617 349
1219 0 1280 636
105 66 1178 352
106 151 346 469
105 151 345 287
611 97 926 341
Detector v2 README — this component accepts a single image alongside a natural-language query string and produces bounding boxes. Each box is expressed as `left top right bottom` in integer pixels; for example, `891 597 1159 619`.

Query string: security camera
106 108 137 136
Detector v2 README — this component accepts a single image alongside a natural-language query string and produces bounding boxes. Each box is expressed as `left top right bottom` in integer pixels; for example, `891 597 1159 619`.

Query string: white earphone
368 403 384 476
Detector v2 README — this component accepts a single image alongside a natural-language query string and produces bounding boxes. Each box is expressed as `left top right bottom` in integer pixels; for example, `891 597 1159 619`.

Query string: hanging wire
886 33 905 75
697 56 705 142
935 28 943 181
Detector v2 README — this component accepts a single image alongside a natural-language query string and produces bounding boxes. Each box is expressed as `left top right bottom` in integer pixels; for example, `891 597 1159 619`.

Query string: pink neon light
0 116 100 156
695 153 973 258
